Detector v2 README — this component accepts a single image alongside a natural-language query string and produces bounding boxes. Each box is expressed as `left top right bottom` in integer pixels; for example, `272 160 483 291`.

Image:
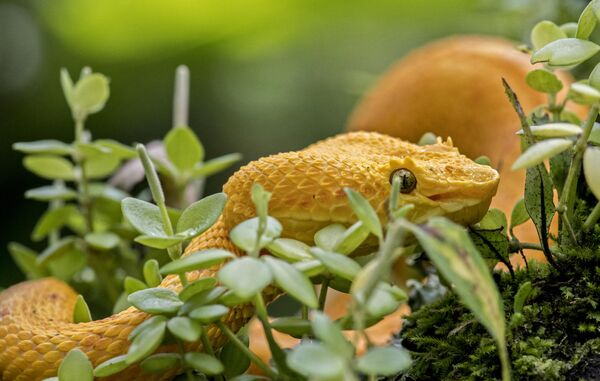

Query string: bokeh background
0 0 587 287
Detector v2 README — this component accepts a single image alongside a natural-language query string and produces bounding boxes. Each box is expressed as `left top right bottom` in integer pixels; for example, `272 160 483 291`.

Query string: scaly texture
0 132 499 380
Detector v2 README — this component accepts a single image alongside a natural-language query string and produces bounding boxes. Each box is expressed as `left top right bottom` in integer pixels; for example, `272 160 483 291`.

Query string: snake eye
389 168 417 194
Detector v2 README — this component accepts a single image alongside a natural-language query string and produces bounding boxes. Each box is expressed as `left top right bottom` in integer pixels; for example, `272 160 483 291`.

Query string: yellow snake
0 132 499 381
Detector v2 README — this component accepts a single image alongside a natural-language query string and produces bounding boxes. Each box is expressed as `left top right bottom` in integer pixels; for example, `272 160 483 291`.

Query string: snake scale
0 132 499 380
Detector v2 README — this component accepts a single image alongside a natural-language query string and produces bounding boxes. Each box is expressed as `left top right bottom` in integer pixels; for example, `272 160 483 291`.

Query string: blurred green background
0 0 586 287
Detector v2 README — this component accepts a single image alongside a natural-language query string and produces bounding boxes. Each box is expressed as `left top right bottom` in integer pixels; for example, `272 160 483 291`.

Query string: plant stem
253 293 289 374
498 341 512 381
216 321 279 379
557 104 599 238
583 201 600 231
318 278 330 311
200 328 224 381
177 339 195 381
73 119 94 233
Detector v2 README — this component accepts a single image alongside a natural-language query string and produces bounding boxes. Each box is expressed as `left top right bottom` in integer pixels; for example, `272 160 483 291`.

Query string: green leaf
525 69 564 94
312 312 353 359
512 139 573 170
355 346 412 376
229 217 282 252
266 238 312 261
401 218 507 350
334 221 371 255
365 284 406 318
124 276 147 295
189 304 230 323
562 22 579 37
293 259 325 277
314 224 346 251
129 316 167 341
590 62 600 90
191 153 242 178
525 164 556 241
479 208 507 232
218 257 272 298
287 342 346 380
219 290 252 307
576 0 597 39
128 288 183 314
251 183 271 221
95 139 137 159
83 153 121 179
179 287 226 315
179 278 218 301
125 317 166 364
167 316 202 342
584 147 600 200
164 126 204 171
32 205 81 241
121 198 166 236
36 237 76 265
531 38 600 67
73 295 92 323
134 235 186 249
176 193 227 236
93 354 129 377
590 123 600 146
84 232 119 250
160 249 234 275
45 246 86 281
184 352 224 375
513 281 533 314
143 259 163 288
61 68 74 108
25 185 77 202
517 123 582 138
140 353 180 374
417 132 437 146
71 73 110 116
469 228 510 270
344 188 382 239
219 334 251 378
569 82 600 104
531 21 567 51
8 242 47 279
23 155 75 180
13 140 72 155
263 256 318 308
474 155 492 167
309 248 361 281
270 317 312 337
58 349 93 381
510 198 530 230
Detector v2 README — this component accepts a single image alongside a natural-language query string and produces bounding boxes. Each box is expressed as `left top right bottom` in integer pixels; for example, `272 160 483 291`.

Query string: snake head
223 132 499 244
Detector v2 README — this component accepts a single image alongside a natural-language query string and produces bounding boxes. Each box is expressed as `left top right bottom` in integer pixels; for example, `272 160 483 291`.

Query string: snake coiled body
0 132 499 380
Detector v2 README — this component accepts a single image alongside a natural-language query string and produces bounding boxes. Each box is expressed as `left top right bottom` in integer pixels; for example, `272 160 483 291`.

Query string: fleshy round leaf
229 217 282 252
179 278 218 301
121 198 165 236
8 242 47 280
590 62 600 90
356 346 412 376
263 256 318 308
140 353 180 374
417 132 437 146
517 123 582 138
266 238 312 262
25 185 77 202
58 349 93 381
344 188 382 239
510 198 530 229
160 249 234 275
93 354 129 377
189 304 230 323
83 153 121 179
13 140 72 155
512 139 573 170
271 317 312 337
191 153 242 178
570 82 600 104
479 208 507 232
251 183 272 222
167 316 202 342
287 342 345 380
125 318 166 364
531 38 600 67
309 247 361 281
293 259 325 277
72 73 110 116
32 205 81 242
312 312 353 359
134 235 186 249
165 126 204 171
584 146 600 200
525 69 563 93
124 276 148 295
179 287 226 315
128 288 183 314
531 20 567 51
84 232 120 250
577 0 597 40
314 224 347 251
219 334 251 378
23 155 75 180
334 221 371 254
365 284 405 318
184 352 224 375
176 193 227 237
218 257 272 298
95 139 137 159
129 316 167 341
143 259 163 288
73 295 92 324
